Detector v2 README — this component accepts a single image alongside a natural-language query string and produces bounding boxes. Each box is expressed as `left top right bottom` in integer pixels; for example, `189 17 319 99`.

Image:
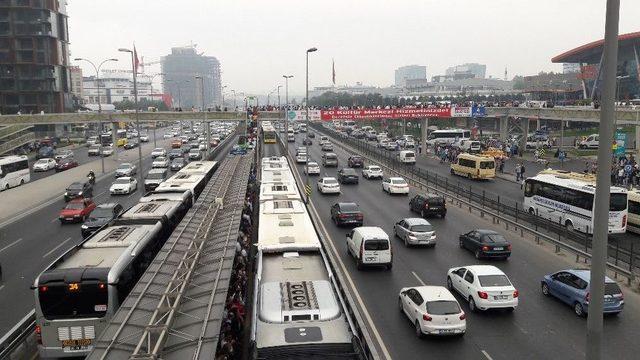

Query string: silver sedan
394 217 436 247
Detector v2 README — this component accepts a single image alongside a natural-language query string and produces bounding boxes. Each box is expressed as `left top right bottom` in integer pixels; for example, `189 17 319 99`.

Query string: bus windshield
610 193 627 212
38 283 108 320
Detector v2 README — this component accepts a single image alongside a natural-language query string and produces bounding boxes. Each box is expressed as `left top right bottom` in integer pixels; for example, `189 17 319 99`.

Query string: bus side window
629 200 640 215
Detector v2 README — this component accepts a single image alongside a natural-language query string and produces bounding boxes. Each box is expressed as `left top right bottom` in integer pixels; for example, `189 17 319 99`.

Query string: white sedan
151 148 166 158
304 161 321 175
447 265 519 312
33 158 57 172
382 177 409 195
362 165 383 179
317 177 340 194
163 133 173 139
152 156 170 168
110 176 138 195
139 134 149 142
399 286 466 337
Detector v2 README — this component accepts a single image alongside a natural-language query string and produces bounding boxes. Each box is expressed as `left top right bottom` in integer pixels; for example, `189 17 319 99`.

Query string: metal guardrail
0 128 239 360
276 135 381 360
0 310 36 360
313 124 638 285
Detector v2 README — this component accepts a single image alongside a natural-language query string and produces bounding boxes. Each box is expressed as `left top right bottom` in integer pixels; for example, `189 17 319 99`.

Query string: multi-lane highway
0 132 237 336
262 133 640 360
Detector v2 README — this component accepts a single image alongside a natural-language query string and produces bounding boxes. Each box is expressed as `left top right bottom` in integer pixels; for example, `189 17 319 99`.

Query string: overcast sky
68 0 639 96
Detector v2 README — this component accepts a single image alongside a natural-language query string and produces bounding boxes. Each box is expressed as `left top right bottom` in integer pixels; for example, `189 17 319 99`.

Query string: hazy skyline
68 0 640 96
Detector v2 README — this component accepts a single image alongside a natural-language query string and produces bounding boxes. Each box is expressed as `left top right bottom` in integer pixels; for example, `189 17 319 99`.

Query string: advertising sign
615 131 626 156
320 108 451 120
450 106 472 117
288 110 321 121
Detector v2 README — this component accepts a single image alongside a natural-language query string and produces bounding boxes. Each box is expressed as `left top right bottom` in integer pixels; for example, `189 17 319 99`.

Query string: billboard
320 108 452 120
288 110 321 121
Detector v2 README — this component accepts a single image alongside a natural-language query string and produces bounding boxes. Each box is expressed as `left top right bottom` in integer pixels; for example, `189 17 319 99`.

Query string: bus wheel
565 221 574 232
528 208 535 215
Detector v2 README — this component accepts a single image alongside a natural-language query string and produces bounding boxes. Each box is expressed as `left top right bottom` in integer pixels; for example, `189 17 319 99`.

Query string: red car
59 198 96 223
171 139 183 148
55 158 79 172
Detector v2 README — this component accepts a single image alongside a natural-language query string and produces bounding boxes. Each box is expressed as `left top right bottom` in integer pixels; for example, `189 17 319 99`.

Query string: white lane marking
0 238 22 254
0 285 5 291
482 350 494 360
42 237 72 258
411 271 426 286
94 190 107 198
51 217 60 223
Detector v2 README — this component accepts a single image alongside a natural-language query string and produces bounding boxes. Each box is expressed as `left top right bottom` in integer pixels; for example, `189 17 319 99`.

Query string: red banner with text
320 108 452 120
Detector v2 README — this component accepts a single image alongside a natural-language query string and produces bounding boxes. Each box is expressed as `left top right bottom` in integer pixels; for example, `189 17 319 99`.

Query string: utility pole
75 57 118 174
149 72 164 148
305 47 317 204
587 1 619 359
283 75 293 153
119 47 144 187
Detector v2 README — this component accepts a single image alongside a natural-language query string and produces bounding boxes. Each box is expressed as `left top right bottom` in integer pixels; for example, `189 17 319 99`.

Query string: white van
398 150 416 164
346 226 392 270
579 134 599 149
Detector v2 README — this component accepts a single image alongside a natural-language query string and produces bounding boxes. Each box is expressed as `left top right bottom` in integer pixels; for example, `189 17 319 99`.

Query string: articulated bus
33 223 166 358
0 155 30 191
523 169 627 234
251 156 363 359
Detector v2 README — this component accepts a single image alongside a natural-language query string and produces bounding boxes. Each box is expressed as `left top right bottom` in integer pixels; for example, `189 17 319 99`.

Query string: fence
312 123 639 285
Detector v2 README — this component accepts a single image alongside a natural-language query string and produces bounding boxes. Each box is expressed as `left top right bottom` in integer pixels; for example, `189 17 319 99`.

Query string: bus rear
34 269 112 358
607 189 628 234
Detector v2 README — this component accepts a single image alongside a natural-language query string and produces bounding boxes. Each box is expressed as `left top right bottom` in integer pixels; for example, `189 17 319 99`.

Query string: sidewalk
0 139 170 227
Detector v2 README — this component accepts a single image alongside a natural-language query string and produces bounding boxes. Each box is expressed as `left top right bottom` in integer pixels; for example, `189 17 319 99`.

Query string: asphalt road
262 136 640 360
0 133 237 336
27 129 170 183
315 126 640 264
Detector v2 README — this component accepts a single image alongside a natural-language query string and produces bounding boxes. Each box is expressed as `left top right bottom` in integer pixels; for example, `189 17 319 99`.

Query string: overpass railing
313 123 638 286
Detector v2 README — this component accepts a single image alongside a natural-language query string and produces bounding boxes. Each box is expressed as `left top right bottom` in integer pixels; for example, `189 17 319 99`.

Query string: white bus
523 170 628 234
0 155 30 191
426 129 471 146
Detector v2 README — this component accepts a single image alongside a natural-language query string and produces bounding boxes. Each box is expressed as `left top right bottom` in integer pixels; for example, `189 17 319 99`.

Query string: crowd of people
610 154 640 188
215 165 257 360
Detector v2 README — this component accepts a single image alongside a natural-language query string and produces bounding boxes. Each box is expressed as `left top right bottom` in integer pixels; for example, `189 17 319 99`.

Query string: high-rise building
445 63 486 79
161 46 221 109
0 0 72 114
394 65 426 87
69 65 83 104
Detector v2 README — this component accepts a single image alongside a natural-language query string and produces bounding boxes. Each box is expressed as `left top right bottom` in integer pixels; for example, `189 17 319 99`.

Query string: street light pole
149 72 164 148
283 75 293 152
221 85 228 110
305 47 317 204
75 57 118 174
119 47 144 187
231 90 237 111
196 76 210 156
587 1 619 360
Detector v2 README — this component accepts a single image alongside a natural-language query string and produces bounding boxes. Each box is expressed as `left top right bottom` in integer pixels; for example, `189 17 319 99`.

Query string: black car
303 138 313 146
64 181 93 202
330 202 364 227
171 157 186 171
348 155 364 168
409 193 447 218
169 149 183 159
180 144 191 153
124 140 139 149
459 229 511 260
308 132 315 138
337 168 359 184
81 203 124 237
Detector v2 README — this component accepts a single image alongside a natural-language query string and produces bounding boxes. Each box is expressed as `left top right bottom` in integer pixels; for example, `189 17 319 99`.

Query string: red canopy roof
551 31 640 63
